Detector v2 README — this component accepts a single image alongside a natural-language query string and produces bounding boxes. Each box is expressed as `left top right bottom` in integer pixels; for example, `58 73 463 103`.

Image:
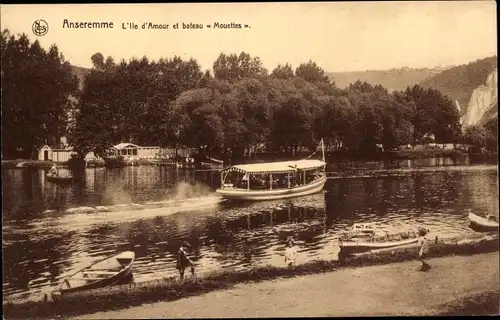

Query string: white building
38 145 77 162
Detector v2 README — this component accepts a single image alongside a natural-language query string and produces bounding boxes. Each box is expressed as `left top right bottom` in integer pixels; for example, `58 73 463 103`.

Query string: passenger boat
468 212 499 231
338 224 420 257
46 173 73 183
216 140 327 201
51 251 135 298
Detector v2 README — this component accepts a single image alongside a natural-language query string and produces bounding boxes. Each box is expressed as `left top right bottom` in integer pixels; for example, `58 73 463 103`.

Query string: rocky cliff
419 56 497 118
461 68 498 128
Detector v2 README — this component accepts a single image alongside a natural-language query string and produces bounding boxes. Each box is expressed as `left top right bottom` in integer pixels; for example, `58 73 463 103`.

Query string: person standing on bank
417 228 431 271
176 241 195 280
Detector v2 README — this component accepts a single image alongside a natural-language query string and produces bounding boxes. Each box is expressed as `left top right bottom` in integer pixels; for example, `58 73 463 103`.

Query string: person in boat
176 241 195 280
50 163 58 176
417 228 431 271
284 237 298 267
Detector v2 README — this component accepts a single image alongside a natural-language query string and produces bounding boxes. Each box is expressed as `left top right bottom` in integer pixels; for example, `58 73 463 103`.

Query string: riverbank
78 252 500 318
3 233 498 319
1 160 53 170
4 149 494 171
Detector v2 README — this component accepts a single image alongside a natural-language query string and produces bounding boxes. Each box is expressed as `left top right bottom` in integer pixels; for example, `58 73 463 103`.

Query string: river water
2 157 498 300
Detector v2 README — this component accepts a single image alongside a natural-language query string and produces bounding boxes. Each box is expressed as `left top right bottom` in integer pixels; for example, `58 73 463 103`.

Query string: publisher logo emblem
32 20 49 36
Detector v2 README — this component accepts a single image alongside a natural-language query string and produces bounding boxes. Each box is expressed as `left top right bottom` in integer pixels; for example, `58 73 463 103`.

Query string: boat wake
9 195 223 234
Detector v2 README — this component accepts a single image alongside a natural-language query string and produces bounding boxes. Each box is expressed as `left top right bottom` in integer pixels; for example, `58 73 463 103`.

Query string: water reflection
1 161 498 300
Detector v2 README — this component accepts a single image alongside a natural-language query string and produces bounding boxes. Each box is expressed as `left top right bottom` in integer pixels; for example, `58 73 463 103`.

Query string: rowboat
338 225 420 257
51 251 135 298
103 156 126 168
15 162 27 168
46 173 73 183
200 157 224 169
468 212 499 231
345 222 377 235
216 140 327 201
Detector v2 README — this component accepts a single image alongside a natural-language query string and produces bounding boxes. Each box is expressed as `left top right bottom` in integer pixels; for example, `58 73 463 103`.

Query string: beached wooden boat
46 173 73 183
338 226 420 257
468 212 499 231
51 251 135 298
216 140 327 201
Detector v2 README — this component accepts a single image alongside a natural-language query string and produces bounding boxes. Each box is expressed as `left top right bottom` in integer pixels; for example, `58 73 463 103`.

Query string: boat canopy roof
225 159 326 174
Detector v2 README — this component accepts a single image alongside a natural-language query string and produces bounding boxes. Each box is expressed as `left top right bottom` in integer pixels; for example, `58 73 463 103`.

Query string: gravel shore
75 251 499 318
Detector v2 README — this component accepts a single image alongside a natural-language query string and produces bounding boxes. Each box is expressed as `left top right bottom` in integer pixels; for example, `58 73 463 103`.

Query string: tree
269 78 318 154
212 52 267 83
381 91 415 149
271 63 294 80
405 85 461 143
295 60 330 84
344 81 385 153
1 29 79 159
464 119 498 152
171 88 224 152
69 54 204 156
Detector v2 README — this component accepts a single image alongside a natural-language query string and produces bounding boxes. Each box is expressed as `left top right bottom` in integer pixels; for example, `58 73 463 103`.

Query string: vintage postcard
1 1 498 318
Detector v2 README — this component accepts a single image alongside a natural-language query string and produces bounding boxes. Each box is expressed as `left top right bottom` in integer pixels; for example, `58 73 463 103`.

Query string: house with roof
38 144 77 162
107 143 197 160
108 143 164 160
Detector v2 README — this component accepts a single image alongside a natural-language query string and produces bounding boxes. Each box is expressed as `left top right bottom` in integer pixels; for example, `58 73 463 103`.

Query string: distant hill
419 56 497 115
327 66 451 92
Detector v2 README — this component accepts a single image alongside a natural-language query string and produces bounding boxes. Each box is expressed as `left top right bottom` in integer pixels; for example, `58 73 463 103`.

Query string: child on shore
284 237 297 267
176 241 195 280
417 228 431 271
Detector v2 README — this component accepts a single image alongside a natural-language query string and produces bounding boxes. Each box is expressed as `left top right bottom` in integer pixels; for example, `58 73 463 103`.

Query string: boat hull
339 238 419 257
52 251 135 297
468 213 499 231
46 174 73 183
216 177 327 201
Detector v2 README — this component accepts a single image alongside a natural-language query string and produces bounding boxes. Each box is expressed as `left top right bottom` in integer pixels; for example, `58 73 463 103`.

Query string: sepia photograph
1 1 498 318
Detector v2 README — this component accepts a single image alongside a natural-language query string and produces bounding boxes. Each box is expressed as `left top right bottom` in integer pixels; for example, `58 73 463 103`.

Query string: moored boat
200 156 224 169
338 225 420 257
103 156 126 168
51 251 135 298
15 162 27 168
46 173 73 183
216 140 327 201
468 212 499 231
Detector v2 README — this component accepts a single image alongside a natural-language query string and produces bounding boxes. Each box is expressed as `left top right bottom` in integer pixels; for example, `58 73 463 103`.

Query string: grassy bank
3 235 498 319
434 290 500 316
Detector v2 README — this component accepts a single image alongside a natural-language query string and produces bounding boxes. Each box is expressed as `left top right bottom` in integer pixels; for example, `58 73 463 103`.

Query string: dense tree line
70 51 461 158
1 30 79 159
1 30 465 160
463 117 498 152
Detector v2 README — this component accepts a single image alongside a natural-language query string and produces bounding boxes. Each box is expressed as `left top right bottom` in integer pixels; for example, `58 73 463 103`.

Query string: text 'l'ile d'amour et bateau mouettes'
62 20 247 30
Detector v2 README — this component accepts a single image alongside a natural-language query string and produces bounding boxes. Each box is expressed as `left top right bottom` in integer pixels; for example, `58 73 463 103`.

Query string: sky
1 2 497 73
